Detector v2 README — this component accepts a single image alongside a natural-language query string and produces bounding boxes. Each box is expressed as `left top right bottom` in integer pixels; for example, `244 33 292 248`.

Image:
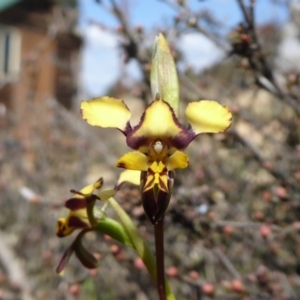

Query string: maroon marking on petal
126 134 149 151
94 177 103 188
65 198 87 210
123 121 132 136
143 176 155 192
56 230 67 237
68 216 89 229
56 220 67 237
126 100 155 150
161 166 168 174
117 162 127 169
159 177 168 193
172 131 194 149
186 127 204 144
147 167 155 176
70 189 83 196
224 115 233 131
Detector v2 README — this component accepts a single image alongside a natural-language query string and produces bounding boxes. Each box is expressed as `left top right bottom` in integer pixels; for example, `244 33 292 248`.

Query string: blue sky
79 0 288 29
78 0 290 96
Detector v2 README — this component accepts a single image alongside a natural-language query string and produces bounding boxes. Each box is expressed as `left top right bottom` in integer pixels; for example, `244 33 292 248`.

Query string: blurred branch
92 0 152 104
213 247 241 279
231 129 299 190
0 231 33 300
235 0 300 116
215 220 281 231
161 0 229 51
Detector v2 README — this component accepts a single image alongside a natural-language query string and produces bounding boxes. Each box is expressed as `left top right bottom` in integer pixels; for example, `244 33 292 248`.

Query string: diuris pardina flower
56 178 114 237
56 178 115 274
81 95 232 223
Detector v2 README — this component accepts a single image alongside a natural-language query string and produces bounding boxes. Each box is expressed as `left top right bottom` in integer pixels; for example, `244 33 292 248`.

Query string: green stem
154 218 166 300
108 197 176 300
95 217 134 248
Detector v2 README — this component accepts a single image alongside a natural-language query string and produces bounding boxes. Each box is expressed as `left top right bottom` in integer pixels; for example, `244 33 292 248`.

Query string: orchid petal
79 183 97 197
56 244 74 275
65 198 87 210
56 215 89 237
98 189 115 201
116 170 141 188
81 97 131 134
165 151 189 170
73 230 99 269
116 151 149 171
127 99 191 151
185 100 232 135
143 174 155 192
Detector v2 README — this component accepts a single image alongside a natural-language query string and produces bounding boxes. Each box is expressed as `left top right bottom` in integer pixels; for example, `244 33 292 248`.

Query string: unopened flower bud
151 33 179 115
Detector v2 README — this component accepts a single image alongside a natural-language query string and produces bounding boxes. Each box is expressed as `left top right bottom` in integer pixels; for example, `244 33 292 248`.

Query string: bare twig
213 247 241 279
161 0 229 51
0 231 33 300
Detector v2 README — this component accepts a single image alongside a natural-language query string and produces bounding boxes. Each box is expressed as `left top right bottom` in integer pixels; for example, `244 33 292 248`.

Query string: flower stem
108 197 175 299
154 217 166 300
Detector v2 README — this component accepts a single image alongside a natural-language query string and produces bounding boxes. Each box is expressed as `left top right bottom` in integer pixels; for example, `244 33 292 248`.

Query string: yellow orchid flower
56 178 115 237
81 97 231 186
81 96 232 222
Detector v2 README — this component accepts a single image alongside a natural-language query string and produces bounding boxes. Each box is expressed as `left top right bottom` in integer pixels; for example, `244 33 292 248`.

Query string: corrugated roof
0 0 21 12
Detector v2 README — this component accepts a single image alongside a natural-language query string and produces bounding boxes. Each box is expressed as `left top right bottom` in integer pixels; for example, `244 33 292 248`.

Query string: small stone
260 225 272 238
188 270 199 280
202 283 215 296
69 284 80 296
231 279 246 293
166 266 179 277
134 257 145 270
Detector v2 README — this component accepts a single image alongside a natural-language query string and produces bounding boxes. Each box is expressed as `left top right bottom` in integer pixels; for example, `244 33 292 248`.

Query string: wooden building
0 0 81 119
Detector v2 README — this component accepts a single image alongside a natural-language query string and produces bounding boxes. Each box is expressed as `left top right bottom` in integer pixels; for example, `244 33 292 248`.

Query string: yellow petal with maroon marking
93 178 104 190
70 178 103 199
56 218 74 237
56 213 89 237
185 100 232 134
127 99 190 151
143 174 155 192
81 97 131 133
158 173 169 193
116 151 149 170
143 161 169 193
80 183 99 197
165 150 189 170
